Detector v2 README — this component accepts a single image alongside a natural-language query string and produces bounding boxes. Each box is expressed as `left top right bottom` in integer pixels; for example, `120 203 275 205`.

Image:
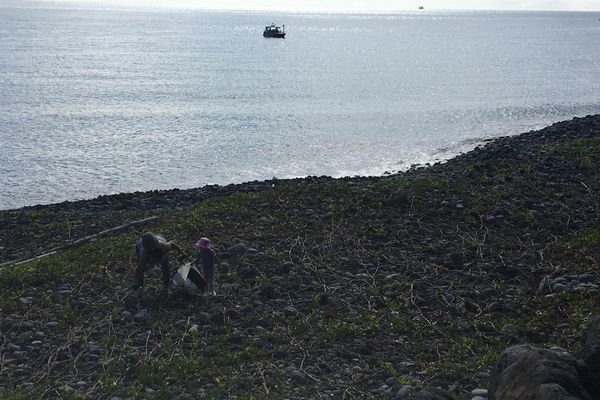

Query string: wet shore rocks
1 114 600 398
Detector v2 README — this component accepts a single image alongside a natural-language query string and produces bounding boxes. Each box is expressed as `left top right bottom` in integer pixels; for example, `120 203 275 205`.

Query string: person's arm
207 249 216 269
192 252 201 266
166 241 194 262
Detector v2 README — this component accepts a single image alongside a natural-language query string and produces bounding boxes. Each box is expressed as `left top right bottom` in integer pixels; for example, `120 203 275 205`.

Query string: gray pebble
147 266 162 278
134 309 149 323
70 298 87 310
474 372 491 380
376 384 390 392
284 365 298 374
88 344 102 355
395 385 413 399
7 343 20 353
198 312 212 323
58 385 74 392
501 324 517 336
18 297 34 305
486 302 504 312
276 261 294 275
397 361 416 370
551 283 567 293
289 372 307 384
282 306 298 317
84 353 100 363
228 243 248 256
550 346 569 354
13 369 29 376
471 388 488 396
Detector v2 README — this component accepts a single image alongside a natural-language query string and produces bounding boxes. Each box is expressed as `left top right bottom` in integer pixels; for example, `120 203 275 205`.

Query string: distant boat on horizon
263 23 286 38
418 6 424 9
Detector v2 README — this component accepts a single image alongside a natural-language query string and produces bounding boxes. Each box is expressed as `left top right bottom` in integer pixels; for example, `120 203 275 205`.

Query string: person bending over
133 232 188 295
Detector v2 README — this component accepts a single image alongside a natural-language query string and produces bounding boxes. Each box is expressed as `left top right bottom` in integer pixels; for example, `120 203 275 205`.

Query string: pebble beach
1 115 599 399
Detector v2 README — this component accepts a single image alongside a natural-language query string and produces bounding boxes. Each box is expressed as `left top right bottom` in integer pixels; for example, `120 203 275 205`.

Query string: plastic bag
173 262 206 295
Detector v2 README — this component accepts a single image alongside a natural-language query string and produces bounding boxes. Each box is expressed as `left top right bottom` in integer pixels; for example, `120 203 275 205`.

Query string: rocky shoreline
1 115 600 399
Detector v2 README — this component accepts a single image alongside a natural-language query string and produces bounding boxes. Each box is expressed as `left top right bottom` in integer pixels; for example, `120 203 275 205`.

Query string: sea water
1 2 599 209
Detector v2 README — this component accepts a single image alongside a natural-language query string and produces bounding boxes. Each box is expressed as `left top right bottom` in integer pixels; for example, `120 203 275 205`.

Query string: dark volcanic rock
228 243 248 256
488 316 600 400
410 387 457 400
577 315 600 397
488 344 592 400
237 266 257 279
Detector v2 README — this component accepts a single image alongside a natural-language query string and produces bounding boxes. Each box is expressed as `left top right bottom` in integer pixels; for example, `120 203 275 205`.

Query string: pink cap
195 237 211 249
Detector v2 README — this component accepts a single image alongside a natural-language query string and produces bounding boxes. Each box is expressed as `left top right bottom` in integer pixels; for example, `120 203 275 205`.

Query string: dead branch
0 216 158 269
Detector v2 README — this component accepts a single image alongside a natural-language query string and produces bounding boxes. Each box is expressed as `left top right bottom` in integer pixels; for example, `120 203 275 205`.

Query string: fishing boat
263 23 286 38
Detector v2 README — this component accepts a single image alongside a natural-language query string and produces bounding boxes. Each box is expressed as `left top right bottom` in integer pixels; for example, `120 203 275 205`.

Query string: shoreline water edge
0 115 599 398
0 114 588 216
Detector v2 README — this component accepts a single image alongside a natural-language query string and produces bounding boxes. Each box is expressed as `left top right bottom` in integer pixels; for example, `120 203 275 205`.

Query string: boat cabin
263 23 286 38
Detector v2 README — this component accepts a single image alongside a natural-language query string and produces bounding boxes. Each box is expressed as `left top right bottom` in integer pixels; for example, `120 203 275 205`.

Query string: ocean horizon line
3 1 600 14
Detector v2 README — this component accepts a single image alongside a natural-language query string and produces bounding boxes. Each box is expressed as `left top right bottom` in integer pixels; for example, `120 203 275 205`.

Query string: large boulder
488 344 592 400
488 314 600 400
577 314 600 397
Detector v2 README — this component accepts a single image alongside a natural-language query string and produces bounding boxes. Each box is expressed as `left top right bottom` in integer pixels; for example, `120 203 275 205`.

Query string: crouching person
133 232 187 295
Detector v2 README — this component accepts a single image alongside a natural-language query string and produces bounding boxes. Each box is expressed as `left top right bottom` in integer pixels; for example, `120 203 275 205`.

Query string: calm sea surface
1 2 599 210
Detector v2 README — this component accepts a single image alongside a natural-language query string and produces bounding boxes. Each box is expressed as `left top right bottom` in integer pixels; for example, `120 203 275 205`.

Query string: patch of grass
316 320 362 345
553 138 600 169
387 315 414 335
410 176 449 195
0 390 44 399
378 359 421 386
0 235 134 286
558 228 600 262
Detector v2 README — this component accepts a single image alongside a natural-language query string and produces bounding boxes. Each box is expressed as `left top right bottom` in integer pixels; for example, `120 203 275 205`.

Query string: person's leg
203 264 215 295
135 240 142 259
160 255 170 289
133 240 144 289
